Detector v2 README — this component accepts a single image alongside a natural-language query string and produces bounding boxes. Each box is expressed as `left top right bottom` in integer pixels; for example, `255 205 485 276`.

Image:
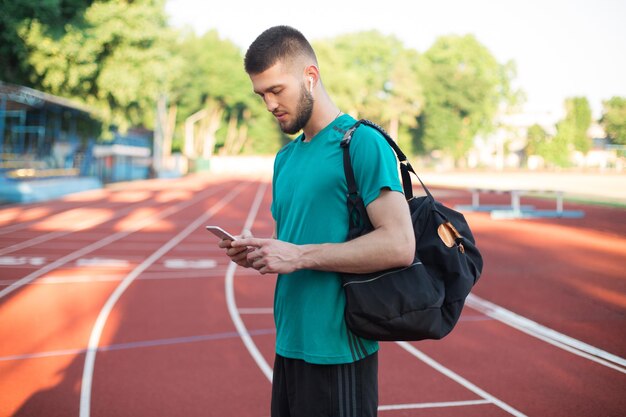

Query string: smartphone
205 226 237 241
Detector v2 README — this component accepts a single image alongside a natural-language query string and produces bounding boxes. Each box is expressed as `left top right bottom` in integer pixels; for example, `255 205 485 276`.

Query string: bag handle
340 119 435 203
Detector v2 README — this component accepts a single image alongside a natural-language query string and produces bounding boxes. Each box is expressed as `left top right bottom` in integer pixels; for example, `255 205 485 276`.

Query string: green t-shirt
270 114 403 364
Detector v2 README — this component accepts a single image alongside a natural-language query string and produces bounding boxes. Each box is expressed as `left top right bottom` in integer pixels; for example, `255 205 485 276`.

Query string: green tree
555 97 592 154
15 0 178 132
0 0 92 85
172 30 282 156
314 31 423 150
524 123 548 166
540 135 570 167
600 96 626 145
526 123 570 168
536 97 591 167
417 34 514 162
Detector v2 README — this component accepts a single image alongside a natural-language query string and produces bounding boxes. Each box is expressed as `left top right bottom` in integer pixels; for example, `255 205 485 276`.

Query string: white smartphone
205 226 237 241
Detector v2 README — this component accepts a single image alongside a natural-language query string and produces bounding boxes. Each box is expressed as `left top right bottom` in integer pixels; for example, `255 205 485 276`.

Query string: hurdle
456 188 585 219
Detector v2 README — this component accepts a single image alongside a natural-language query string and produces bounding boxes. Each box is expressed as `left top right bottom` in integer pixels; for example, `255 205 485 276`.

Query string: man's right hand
218 230 253 268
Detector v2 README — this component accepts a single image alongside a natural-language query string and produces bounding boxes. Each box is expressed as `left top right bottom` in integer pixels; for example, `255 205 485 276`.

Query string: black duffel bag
340 120 483 341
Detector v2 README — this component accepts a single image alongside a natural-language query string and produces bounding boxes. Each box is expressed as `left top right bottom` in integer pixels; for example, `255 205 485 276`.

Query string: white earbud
309 77 314 93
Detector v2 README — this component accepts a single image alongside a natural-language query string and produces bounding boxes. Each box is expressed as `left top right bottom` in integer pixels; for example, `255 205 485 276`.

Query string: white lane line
0 184 224 300
396 341 528 417
1 347 86 362
238 308 274 315
466 294 626 374
225 181 274 382
79 184 246 417
379 399 491 411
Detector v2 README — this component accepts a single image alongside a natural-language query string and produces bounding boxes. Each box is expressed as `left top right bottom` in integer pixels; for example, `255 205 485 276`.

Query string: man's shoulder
328 114 357 140
324 115 386 148
350 121 389 151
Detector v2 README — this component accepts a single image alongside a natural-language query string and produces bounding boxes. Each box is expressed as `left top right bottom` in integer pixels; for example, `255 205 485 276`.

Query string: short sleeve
348 126 403 207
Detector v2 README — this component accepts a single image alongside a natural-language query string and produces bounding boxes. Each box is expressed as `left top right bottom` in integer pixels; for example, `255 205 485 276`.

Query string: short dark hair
244 26 317 74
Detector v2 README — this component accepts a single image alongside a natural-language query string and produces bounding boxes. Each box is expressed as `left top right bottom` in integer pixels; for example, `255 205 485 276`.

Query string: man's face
250 62 313 134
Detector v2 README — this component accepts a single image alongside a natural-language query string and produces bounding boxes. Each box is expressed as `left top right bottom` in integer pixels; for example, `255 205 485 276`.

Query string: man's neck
302 95 341 142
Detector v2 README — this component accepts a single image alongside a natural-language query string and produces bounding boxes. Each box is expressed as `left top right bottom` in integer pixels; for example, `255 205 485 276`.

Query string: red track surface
0 175 625 417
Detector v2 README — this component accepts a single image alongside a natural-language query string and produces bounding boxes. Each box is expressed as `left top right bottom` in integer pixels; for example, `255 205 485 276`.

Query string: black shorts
271 352 378 417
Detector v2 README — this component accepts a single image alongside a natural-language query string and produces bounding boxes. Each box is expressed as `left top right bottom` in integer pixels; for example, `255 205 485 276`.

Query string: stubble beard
280 84 314 135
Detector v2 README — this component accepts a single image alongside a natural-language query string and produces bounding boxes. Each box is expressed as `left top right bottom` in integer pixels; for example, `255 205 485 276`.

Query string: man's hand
218 230 253 268
231 238 303 275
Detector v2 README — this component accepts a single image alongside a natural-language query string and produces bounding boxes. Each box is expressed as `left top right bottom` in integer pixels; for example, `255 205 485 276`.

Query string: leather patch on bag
438 222 461 249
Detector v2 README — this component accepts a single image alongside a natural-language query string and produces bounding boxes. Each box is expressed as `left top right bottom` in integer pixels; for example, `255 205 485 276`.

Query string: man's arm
232 189 415 275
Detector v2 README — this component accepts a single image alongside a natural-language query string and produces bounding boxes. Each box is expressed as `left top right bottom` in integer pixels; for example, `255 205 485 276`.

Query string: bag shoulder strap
340 119 435 202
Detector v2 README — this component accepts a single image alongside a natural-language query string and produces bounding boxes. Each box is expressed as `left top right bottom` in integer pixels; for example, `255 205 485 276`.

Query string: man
220 26 415 417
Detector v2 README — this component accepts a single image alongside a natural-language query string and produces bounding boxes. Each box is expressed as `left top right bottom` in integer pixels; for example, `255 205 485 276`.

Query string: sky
165 0 626 122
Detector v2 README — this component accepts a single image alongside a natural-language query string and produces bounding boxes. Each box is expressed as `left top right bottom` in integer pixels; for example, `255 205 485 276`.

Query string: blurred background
1 0 625 203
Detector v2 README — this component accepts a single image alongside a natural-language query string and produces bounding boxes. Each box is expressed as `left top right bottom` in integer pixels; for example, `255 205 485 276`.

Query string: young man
220 26 415 417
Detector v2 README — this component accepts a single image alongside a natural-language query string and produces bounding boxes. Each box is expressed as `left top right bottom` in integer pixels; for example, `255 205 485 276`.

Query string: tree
0 0 92 85
525 123 570 168
172 30 282 156
314 31 423 149
417 35 514 162
601 97 626 145
534 97 592 167
540 134 571 168
15 0 179 132
556 97 592 154
525 123 548 157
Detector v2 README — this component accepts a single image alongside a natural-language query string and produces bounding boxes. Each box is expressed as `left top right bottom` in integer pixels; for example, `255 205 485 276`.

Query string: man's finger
217 238 234 249
232 237 264 248
226 246 247 256
250 254 266 269
232 251 248 263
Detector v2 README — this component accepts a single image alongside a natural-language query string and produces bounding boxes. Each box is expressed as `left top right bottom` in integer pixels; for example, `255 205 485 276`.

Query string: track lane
0 188 111 235
2 177 625 416
0 177 241 416
0 178 234 300
413 307 626 417
85 180 272 417
231 184 626 416
80 183 249 416
463 209 626 358
230 183 527 416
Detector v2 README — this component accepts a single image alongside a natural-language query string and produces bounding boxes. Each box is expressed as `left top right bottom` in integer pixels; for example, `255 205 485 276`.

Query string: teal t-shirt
270 114 403 364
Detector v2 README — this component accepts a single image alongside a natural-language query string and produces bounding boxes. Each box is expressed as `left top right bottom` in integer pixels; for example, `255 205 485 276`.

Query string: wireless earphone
309 77 314 93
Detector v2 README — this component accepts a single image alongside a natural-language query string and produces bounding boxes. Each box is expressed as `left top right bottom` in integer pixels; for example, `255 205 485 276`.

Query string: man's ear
304 65 320 88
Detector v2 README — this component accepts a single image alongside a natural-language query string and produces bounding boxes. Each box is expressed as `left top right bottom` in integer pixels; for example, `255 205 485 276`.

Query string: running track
0 174 625 417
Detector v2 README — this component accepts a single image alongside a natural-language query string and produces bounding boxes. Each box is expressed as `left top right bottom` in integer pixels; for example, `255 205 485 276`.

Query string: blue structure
88 129 153 183
0 82 153 203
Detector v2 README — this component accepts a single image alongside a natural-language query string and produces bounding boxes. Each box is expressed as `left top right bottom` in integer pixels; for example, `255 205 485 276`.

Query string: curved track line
78 184 246 417
0 184 225 300
396 341 528 417
224 181 274 382
466 294 626 373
